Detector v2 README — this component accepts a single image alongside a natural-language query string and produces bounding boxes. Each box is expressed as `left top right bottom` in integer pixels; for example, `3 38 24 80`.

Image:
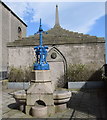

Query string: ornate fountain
13 19 71 118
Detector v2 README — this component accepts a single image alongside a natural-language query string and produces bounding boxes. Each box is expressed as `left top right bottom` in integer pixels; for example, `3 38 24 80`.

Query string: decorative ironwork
34 19 50 70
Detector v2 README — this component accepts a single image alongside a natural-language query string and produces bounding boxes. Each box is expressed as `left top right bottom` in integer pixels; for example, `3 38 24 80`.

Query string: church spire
55 5 60 27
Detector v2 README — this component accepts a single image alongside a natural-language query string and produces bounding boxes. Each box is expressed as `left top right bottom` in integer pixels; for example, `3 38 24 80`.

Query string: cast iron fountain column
34 19 49 70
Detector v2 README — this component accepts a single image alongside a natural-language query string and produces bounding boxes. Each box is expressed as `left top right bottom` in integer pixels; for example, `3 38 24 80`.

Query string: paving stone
100 107 106 118
62 115 71 118
75 111 88 118
2 110 20 118
2 99 10 103
8 111 32 118
1 87 107 119
21 115 33 118
2 107 12 114
56 114 64 118
88 114 96 118
49 114 59 118
63 109 73 116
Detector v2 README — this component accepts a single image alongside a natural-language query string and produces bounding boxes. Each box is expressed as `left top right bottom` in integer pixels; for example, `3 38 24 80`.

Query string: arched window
18 27 22 39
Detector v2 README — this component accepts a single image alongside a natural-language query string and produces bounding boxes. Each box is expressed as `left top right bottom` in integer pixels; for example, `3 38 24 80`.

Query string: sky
3 1 107 62
4 2 105 37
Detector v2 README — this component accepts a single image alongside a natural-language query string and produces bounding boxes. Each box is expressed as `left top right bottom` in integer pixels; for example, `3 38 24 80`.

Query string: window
18 27 22 39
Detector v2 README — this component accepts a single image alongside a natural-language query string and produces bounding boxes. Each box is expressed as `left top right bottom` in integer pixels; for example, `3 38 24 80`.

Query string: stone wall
8 47 35 68
0 3 2 79
9 43 105 68
56 43 105 69
2 4 10 72
8 42 105 87
0 2 27 79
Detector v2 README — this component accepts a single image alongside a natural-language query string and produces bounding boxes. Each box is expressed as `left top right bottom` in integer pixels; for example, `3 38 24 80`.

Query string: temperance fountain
13 19 71 118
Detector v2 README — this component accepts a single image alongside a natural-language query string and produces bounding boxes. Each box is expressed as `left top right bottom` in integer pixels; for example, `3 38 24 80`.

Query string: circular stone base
19 104 25 112
54 97 70 104
31 106 47 118
53 90 71 112
53 90 71 99
55 104 67 112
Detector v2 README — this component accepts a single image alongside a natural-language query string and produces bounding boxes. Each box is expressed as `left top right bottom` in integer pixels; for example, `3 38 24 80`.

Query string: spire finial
55 4 60 27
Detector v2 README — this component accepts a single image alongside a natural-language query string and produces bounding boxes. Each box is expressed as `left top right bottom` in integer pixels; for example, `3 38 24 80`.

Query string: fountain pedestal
13 19 71 118
26 70 55 117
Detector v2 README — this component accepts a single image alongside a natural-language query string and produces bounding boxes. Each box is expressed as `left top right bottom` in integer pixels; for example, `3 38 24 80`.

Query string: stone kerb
68 81 104 89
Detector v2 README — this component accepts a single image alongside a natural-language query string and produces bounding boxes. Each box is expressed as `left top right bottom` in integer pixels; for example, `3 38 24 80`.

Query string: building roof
7 25 105 47
0 1 27 27
7 5 105 47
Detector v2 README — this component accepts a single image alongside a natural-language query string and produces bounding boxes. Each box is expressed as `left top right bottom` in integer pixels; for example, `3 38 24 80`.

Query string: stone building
0 1 27 79
7 5 105 87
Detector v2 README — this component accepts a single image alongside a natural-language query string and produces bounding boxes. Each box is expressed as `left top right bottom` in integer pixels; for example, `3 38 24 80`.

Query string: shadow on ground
8 103 19 110
67 86 107 119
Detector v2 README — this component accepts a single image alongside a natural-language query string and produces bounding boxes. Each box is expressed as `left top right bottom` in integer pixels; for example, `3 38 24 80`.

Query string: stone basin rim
13 89 71 102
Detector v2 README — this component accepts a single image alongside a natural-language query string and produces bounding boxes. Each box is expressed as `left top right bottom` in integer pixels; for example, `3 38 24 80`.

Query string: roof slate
7 25 105 47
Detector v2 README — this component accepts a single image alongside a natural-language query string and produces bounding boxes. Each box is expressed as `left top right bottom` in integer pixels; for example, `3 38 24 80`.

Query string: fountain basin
53 90 71 112
13 89 71 114
13 90 26 103
13 90 26 112
53 90 71 99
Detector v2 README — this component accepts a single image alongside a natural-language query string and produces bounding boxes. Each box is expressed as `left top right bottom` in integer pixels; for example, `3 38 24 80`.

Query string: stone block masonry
0 1 27 79
7 42 105 87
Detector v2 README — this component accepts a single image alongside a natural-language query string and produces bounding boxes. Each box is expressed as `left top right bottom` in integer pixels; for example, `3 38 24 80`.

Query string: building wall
8 43 105 69
2 4 10 72
8 47 35 68
10 13 26 42
0 3 2 79
8 42 105 87
57 43 105 69
0 2 27 79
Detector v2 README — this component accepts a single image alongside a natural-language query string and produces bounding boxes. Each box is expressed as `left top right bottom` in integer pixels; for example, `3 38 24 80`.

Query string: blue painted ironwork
33 19 50 70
